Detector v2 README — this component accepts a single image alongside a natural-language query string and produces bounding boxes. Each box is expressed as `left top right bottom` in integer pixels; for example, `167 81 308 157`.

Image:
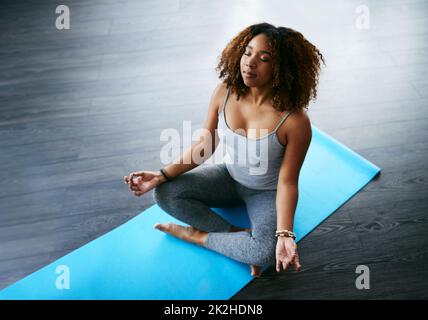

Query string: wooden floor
1 0 427 299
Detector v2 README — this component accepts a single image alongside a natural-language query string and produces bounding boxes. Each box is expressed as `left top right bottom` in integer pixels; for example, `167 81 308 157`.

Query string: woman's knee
153 181 178 208
152 171 196 206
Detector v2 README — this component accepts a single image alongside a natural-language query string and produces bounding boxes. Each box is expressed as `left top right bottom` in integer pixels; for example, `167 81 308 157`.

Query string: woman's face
240 33 274 87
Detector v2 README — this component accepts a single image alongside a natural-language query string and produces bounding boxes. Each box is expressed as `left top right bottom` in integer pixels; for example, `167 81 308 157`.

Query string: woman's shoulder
289 108 310 122
215 81 229 97
277 108 311 144
286 108 312 136
205 82 229 117
211 82 229 113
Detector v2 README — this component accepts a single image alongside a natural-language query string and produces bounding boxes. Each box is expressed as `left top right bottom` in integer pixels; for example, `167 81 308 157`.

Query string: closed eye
245 52 269 62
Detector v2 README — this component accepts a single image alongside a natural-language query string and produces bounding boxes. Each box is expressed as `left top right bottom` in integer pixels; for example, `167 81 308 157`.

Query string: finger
282 259 289 272
129 179 140 191
133 190 143 196
128 173 137 185
134 177 146 191
276 259 281 272
130 185 139 192
289 251 300 271
128 174 139 189
132 172 146 178
128 182 138 192
136 176 143 185
125 175 133 184
294 254 302 272
131 173 139 185
126 174 133 187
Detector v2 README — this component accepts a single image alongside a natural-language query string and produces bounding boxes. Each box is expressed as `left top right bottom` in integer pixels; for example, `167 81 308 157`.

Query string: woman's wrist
158 167 174 183
277 236 296 246
275 229 296 240
157 170 168 184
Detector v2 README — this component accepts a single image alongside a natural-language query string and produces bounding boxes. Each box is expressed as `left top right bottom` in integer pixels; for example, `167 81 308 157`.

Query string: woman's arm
161 82 227 179
276 110 312 231
275 111 311 272
276 184 299 231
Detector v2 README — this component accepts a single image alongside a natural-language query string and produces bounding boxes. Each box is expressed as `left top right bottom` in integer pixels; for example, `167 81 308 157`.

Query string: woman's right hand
123 170 166 196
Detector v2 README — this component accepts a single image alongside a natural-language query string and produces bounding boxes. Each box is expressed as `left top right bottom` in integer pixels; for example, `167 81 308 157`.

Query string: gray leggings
152 163 278 267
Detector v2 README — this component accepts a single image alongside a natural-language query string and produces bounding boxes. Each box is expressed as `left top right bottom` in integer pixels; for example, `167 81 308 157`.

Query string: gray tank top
217 87 294 190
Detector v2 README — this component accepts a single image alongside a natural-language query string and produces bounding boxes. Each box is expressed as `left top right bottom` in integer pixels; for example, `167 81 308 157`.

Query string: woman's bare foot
154 223 208 245
229 226 261 278
250 265 262 278
155 223 262 277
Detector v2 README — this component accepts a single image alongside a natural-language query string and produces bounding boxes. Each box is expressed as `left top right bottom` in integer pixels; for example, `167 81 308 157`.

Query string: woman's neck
245 86 274 109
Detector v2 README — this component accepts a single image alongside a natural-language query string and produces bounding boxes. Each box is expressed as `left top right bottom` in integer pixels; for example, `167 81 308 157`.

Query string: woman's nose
246 61 256 69
246 56 257 68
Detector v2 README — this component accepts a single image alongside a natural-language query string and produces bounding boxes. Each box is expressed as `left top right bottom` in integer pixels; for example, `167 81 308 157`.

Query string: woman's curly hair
215 22 325 113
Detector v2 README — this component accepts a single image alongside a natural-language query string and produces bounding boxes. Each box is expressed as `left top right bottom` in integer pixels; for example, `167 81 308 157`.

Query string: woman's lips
243 71 256 78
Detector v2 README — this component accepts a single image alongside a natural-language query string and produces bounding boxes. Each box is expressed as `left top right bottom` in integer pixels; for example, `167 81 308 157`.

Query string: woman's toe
251 265 261 277
154 223 170 233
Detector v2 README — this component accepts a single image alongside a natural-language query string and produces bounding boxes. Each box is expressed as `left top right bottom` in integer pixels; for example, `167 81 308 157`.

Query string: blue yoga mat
0 126 380 300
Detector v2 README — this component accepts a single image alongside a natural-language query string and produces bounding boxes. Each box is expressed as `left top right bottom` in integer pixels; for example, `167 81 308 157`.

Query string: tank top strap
218 86 231 115
273 110 294 132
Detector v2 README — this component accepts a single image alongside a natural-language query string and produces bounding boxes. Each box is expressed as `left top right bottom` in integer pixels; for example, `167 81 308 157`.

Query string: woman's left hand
276 236 301 272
